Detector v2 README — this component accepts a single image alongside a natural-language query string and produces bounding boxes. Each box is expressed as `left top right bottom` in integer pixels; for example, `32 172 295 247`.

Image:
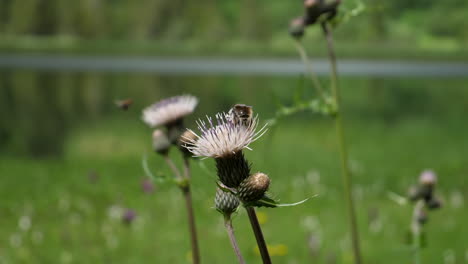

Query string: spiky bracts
216 152 251 188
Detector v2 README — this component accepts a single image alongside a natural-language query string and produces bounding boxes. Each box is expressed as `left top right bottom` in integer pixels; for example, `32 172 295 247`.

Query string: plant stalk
182 157 201 264
224 215 246 264
163 155 200 264
163 155 182 180
322 22 363 264
411 200 424 264
245 206 271 264
182 186 201 264
294 39 327 100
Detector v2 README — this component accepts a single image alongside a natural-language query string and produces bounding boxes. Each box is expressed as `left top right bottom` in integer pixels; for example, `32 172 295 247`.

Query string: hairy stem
322 22 363 264
224 216 246 264
246 207 271 264
294 39 327 100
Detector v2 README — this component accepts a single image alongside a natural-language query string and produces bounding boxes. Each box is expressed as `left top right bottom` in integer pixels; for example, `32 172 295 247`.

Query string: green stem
182 186 201 264
224 215 246 264
181 158 201 264
245 207 271 264
163 155 201 264
411 200 424 264
322 22 363 264
163 155 182 180
294 39 327 100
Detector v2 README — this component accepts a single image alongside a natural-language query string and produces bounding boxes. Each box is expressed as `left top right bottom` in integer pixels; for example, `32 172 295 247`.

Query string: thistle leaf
247 195 314 208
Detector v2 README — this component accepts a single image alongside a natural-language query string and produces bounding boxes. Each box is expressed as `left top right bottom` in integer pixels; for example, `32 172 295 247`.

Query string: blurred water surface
1 68 467 158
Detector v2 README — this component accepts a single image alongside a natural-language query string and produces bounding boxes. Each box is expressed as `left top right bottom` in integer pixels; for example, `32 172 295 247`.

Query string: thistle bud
238 172 271 203
289 17 306 39
427 197 442 210
215 188 240 216
179 130 197 157
152 129 171 155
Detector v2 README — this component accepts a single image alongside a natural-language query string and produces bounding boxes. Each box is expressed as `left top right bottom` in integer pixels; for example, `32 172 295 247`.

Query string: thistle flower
142 95 198 128
183 112 267 159
419 170 437 186
141 178 155 194
183 111 267 188
122 209 137 225
215 188 240 217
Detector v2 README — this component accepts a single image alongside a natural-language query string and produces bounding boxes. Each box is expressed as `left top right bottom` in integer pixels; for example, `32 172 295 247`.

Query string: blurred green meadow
0 75 467 263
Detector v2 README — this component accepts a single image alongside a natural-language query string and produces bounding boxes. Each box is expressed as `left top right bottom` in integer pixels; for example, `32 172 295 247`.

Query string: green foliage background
0 0 467 58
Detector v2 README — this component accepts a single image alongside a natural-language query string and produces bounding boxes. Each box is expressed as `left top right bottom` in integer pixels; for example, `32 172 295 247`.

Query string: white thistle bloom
142 95 198 127
183 112 267 158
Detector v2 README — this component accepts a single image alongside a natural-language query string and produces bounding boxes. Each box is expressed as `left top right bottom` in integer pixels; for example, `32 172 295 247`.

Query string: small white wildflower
142 95 198 127
107 205 124 221
18 216 31 232
183 112 267 158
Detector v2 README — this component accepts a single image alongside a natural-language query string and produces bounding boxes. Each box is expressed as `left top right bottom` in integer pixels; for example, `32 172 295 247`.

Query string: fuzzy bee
228 104 253 127
115 98 133 111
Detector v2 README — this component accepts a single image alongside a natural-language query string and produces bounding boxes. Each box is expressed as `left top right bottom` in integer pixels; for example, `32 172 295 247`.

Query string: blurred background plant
0 0 467 59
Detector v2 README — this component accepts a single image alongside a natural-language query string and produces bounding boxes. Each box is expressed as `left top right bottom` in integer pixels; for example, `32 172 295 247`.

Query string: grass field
0 77 467 263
